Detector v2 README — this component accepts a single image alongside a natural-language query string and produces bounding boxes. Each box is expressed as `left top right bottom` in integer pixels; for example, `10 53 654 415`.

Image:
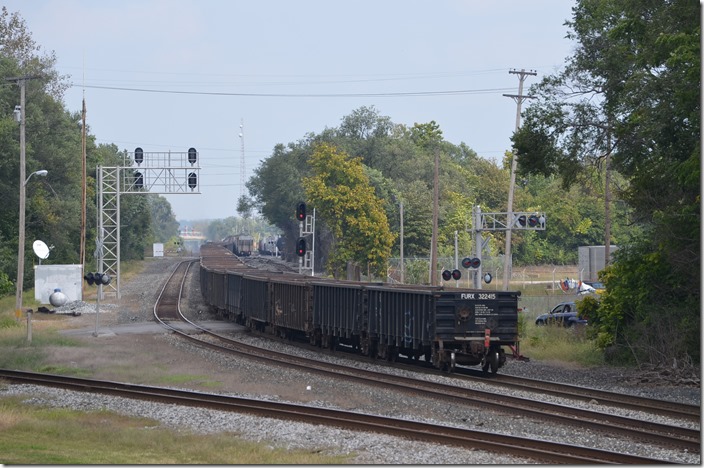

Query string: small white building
153 243 164 257
34 264 83 304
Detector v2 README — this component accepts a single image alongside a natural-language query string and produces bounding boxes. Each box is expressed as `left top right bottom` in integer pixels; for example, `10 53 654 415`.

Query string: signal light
442 270 452 281
296 202 306 222
484 273 493 284
296 238 306 257
517 215 527 227
84 272 95 286
134 147 144 166
462 257 481 269
134 171 144 189
188 172 197 190
188 147 197 166
528 215 539 227
451 269 461 280
84 272 111 286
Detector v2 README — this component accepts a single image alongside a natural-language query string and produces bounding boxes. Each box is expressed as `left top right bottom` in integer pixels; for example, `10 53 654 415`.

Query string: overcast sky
7 0 576 223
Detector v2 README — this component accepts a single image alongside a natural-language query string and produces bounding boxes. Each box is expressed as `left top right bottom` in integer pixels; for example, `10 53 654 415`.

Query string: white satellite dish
33 240 50 260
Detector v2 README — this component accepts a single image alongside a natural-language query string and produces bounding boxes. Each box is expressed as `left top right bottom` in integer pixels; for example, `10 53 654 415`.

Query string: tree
513 0 700 365
148 195 179 243
303 143 395 279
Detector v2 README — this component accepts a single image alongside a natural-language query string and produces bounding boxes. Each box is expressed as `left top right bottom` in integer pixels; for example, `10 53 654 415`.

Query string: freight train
199 243 521 373
222 234 254 256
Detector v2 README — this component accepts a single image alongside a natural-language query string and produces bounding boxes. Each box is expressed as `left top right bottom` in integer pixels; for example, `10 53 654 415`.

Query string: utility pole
399 201 404 284
80 97 87 286
430 147 439 285
502 69 536 290
9 75 41 335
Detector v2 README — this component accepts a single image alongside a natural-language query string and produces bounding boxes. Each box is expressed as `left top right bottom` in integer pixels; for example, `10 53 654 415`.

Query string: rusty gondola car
199 243 520 373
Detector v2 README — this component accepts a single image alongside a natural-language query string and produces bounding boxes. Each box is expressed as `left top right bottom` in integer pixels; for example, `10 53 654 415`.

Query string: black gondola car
199 243 520 373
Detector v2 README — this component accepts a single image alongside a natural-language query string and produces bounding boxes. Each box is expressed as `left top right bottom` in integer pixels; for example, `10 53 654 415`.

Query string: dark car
535 302 587 327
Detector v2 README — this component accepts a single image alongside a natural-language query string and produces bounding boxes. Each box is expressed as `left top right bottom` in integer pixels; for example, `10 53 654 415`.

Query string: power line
70 83 514 98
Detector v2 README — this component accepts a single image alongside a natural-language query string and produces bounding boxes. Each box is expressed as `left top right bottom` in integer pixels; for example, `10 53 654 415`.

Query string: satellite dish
33 240 50 260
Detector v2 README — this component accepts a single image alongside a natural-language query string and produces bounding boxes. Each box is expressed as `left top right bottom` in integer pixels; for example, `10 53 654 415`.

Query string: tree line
0 7 179 296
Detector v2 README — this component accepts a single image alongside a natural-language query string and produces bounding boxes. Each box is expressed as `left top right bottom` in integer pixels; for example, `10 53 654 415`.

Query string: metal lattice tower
97 148 200 298
96 167 120 297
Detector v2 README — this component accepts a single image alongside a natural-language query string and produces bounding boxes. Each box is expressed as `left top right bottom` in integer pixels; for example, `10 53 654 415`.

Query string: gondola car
222 234 254 257
199 243 520 373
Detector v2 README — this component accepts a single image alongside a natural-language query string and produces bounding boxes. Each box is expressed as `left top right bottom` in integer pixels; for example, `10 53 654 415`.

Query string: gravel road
3 256 700 464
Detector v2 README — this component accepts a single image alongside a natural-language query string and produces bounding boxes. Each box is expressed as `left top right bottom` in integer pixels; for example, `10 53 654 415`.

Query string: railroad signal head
98 273 111 285
451 269 461 280
83 272 111 286
84 272 95 286
484 273 493 284
442 270 452 281
188 147 197 166
296 202 306 222
517 215 527 227
528 215 539 227
134 147 144 166
134 171 144 189
296 237 306 256
462 257 481 269
188 172 197 190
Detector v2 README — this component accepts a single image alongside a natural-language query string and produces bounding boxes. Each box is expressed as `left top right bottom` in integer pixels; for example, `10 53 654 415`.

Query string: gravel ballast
3 256 699 464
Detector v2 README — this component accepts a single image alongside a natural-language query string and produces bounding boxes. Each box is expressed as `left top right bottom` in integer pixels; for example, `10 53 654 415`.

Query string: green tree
148 195 179 243
0 9 78 289
303 143 395 279
513 0 700 365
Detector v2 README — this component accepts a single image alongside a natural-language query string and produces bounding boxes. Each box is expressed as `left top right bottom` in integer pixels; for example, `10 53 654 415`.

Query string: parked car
535 302 587 327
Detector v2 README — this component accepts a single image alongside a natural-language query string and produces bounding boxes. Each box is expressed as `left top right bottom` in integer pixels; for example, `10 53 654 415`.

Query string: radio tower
238 119 245 201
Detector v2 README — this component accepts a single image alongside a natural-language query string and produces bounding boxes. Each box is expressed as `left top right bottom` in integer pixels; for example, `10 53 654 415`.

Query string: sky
6 0 577 223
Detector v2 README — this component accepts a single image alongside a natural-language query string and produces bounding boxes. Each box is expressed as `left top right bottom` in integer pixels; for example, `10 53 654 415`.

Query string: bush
0 272 13 296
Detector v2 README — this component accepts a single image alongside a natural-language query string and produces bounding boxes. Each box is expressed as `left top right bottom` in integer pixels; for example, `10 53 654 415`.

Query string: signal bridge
97 148 200 298
469 206 546 289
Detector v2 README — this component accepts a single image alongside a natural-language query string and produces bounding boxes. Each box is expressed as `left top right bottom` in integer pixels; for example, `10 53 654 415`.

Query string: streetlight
26 169 48 184
15 168 48 343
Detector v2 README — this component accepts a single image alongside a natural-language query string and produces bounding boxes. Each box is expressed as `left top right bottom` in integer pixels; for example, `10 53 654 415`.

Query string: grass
519 322 604 366
0 394 351 464
156 373 223 388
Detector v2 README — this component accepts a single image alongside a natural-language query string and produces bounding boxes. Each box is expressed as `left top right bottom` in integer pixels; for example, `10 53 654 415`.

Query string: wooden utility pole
430 147 439 285
80 97 87 276
502 69 536 290
8 74 42 341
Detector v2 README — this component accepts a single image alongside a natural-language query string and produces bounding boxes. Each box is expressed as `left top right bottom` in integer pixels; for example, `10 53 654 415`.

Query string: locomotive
199 243 521 373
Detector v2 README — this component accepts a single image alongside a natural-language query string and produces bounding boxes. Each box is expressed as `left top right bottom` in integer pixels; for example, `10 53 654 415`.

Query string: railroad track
465 371 700 423
0 369 677 465
149 260 699 462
